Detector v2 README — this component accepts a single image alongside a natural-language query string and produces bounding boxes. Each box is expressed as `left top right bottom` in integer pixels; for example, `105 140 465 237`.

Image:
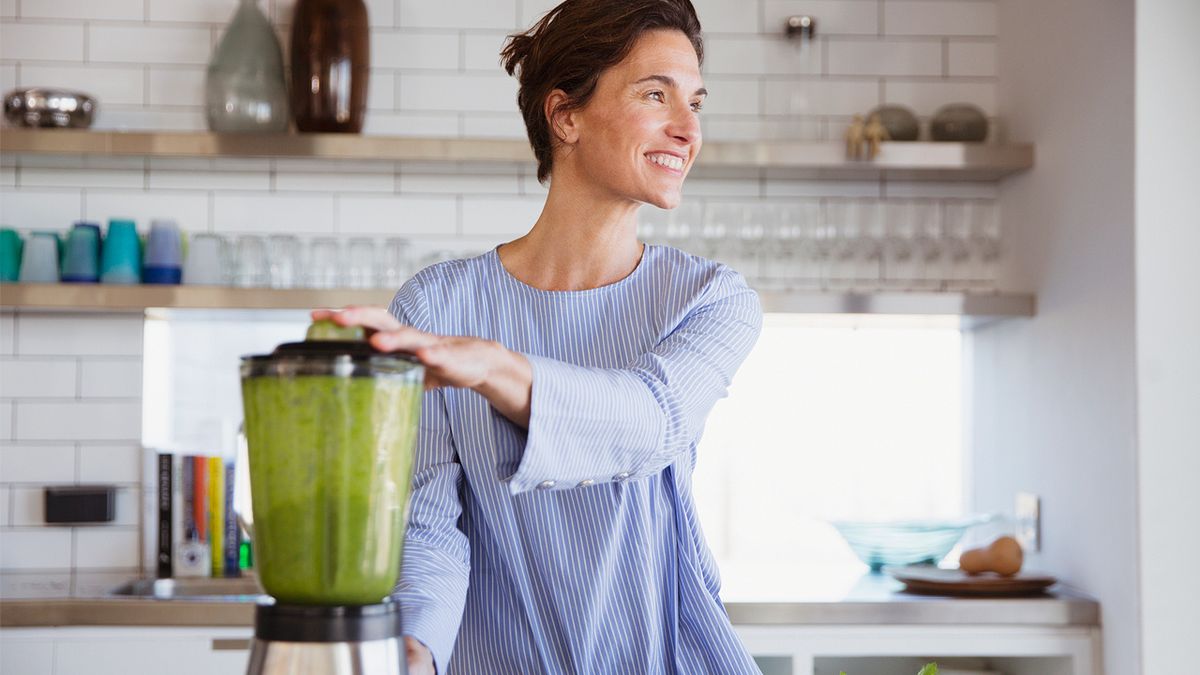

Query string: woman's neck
497 175 645 292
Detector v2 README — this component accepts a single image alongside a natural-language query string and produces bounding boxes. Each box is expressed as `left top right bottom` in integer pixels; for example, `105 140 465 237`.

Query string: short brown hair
500 0 704 184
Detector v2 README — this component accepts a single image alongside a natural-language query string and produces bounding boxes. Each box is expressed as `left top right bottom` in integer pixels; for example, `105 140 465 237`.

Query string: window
692 314 965 585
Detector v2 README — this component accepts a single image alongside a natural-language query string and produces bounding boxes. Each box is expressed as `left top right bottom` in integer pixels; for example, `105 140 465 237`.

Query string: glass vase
205 0 290 133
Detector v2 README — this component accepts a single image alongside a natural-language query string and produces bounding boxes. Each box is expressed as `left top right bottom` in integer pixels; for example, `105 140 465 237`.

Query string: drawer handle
212 638 252 651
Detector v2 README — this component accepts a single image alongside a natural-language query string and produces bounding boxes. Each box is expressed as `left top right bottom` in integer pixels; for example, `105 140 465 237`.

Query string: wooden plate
888 566 1057 597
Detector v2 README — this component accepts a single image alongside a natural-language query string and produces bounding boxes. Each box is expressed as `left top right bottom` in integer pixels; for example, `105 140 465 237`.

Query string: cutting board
888 566 1057 597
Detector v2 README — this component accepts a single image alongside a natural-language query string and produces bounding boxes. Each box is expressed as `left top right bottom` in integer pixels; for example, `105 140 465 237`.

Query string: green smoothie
241 371 422 605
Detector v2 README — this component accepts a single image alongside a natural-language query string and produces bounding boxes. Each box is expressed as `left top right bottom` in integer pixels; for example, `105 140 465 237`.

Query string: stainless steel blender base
246 637 406 675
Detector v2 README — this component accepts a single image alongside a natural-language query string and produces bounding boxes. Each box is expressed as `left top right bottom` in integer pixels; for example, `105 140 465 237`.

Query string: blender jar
240 323 423 605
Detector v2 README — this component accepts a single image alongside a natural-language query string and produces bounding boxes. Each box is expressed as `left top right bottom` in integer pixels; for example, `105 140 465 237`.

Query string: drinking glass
731 205 766 285
61 222 101 283
100 219 142 284
143 219 183 284
184 233 229 286
949 200 1001 290
233 234 268 287
666 202 703 254
305 237 341 289
0 228 21 282
855 200 886 289
376 238 411 290
941 203 974 291
343 237 376 289
19 231 60 283
700 204 737 264
909 201 944 290
266 234 300 289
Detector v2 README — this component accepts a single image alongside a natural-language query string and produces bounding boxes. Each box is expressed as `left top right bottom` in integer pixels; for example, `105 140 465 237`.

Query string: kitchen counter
0 567 1100 628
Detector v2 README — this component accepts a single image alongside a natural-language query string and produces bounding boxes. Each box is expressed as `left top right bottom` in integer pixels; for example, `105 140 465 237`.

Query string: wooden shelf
0 128 1033 181
1 283 1035 326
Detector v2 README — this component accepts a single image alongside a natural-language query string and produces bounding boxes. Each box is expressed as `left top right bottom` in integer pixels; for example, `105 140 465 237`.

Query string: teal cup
61 222 102 283
100 219 142 284
0 228 22 282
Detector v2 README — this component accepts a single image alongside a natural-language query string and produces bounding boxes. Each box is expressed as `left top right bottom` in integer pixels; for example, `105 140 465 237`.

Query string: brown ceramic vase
289 0 370 133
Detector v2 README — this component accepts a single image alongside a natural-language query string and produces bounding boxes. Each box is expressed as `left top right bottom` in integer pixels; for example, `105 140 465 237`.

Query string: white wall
1135 0 1200 671
1 0 1005 591
972 0 1138 674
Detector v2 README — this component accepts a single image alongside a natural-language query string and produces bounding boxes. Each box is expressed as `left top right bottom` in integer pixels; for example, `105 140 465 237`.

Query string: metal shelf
0 128 1033 181
1 283 1035 326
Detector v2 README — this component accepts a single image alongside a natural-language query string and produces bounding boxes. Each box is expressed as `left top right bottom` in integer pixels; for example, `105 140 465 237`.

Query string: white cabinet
1 627 253 675
739 624 1102 675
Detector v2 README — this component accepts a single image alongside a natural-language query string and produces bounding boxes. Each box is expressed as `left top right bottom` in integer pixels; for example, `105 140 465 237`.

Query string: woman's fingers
312 306 403 332
370 326 442 353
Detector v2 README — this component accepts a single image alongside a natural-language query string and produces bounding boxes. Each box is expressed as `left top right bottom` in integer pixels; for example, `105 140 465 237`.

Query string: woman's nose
667 102 701 144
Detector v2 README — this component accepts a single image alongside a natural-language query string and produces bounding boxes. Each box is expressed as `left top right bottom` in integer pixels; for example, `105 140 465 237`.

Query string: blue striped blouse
389 244 763 674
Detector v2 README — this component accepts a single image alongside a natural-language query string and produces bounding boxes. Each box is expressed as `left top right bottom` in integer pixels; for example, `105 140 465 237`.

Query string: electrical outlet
1015 493 1041 552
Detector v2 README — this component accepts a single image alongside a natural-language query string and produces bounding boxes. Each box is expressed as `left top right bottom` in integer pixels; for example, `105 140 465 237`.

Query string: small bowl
831 515 993 572
4 87 97 128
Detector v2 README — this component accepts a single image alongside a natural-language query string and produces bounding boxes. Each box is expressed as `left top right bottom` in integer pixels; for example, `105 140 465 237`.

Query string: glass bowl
830 515 993 572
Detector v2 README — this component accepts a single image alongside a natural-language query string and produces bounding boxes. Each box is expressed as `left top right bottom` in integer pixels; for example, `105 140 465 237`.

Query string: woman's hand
404 636 436 675
312 307 533 427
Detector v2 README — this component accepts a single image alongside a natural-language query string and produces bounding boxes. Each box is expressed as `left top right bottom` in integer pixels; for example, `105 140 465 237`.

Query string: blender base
247 636 406 675
246 601 407 675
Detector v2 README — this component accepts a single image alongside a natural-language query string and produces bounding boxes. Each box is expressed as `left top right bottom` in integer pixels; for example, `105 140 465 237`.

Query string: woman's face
562 29 705 210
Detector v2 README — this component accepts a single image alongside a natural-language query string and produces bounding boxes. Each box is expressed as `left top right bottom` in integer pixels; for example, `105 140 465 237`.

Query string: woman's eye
648 91 665 102
691 101 704 113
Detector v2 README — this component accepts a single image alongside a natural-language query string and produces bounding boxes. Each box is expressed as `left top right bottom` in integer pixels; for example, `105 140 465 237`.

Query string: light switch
1016 492 1041 552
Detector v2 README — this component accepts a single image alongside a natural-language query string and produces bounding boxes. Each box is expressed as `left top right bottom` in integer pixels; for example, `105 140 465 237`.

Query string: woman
319 1 762 672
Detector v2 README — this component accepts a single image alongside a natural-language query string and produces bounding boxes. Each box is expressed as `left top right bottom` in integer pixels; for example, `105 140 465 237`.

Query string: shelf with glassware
0 128 1033 181
1 212 1033 324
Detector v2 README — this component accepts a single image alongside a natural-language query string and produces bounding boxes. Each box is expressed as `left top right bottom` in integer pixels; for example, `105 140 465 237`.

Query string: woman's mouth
645 152 685 175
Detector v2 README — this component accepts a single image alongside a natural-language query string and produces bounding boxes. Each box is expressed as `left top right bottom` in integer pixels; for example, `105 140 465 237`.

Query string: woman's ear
544 89 580 145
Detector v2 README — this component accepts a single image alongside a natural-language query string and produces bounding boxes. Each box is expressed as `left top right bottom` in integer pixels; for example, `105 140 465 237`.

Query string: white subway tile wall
0 313 144 581
0 0 998 580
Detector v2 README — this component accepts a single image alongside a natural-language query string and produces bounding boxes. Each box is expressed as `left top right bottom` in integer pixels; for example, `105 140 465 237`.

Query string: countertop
0 564 1100 629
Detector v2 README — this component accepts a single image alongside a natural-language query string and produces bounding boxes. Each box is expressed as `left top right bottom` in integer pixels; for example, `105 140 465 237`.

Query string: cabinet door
0 636 55 675
50 627 251 675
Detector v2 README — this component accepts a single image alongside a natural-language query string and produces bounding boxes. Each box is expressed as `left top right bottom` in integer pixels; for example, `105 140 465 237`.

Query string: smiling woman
320 2 767 674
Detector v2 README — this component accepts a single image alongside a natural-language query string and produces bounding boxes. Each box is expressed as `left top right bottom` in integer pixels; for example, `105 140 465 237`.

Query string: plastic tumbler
183 233 229 286
61 222 102 283
101 219 142 284
0 228 22 282
18 231 61 283
143 219 183 284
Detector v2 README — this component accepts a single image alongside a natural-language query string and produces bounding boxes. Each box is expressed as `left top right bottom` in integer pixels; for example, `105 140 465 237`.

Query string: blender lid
243 338 417 362
243 320 418 364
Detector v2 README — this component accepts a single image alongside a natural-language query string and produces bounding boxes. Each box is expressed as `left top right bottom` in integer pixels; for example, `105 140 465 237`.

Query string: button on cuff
576 479 595 488
612 471 631 482
536 480 556 490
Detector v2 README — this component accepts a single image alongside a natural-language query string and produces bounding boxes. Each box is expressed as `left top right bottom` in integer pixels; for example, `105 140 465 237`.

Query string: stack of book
156 453 244 578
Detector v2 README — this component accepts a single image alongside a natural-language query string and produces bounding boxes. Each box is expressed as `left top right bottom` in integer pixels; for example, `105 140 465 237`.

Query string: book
223 461 240 577
175 455 210 577
156 452 172 578
209 455 225 577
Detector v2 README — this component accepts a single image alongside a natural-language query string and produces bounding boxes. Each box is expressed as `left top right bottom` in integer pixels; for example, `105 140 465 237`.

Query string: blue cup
143 219 182 284
100 219 142 284
18 231 61 283
0 228 22 282
61 222 102 283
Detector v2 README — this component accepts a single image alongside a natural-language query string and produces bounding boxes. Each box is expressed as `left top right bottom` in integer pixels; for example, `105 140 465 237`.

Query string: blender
239 320 423 675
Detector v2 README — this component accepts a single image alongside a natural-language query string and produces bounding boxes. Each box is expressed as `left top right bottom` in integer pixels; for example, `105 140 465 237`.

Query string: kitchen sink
107 576 265 600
